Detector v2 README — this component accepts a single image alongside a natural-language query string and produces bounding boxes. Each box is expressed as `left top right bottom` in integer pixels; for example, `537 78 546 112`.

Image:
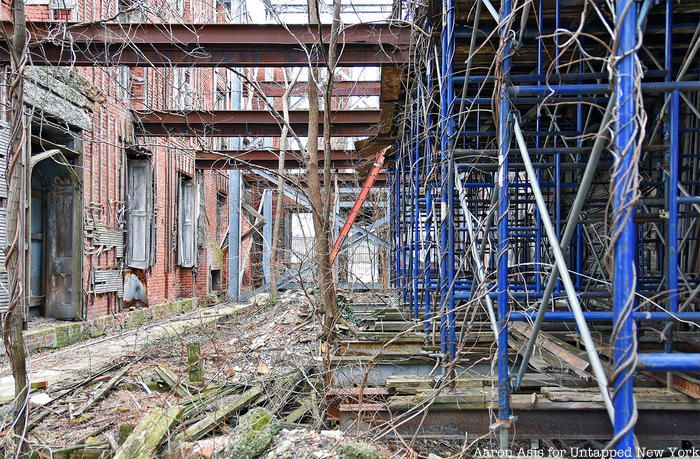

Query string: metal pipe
412 91 421 319
455 170 499 337
510 311 700 322
611 0 639 451
666 90 680 354
513 96 615 389
424 189 434 334
439 0 456 357
513 118 615 422
509 81 700 96
637 353 700 372
456 0 481 134
496 0 512 446
452 70 670 84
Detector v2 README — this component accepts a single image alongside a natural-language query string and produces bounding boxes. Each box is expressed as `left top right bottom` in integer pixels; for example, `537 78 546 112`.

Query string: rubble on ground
0 290 407 458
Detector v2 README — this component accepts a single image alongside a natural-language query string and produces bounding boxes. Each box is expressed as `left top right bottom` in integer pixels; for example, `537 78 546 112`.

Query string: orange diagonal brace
329 146 390 264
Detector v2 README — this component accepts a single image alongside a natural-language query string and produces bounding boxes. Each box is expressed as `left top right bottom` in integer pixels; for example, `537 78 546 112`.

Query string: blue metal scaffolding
390 0 700 453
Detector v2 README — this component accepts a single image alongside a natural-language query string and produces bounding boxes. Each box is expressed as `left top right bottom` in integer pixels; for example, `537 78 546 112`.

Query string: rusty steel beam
0 21 410 67
245 171 388 185
646 372 700 399
195 150 368 169
338 408 700 440
133 110 381 137
258 81 381 97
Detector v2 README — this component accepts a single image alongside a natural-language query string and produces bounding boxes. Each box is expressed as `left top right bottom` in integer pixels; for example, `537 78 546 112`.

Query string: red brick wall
22 1 234 318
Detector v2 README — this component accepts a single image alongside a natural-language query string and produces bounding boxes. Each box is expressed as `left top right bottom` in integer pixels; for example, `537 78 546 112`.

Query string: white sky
245 0 393 24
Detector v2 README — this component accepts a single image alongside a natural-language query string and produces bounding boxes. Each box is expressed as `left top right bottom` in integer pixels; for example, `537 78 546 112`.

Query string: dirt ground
5 291 324 455
1 289 462 458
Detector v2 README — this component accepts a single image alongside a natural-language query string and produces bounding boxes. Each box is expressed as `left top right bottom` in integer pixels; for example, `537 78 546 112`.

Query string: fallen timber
328 300 700 442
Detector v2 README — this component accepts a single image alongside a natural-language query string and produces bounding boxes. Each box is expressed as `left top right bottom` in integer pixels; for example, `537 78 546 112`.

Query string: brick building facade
0 0 247 320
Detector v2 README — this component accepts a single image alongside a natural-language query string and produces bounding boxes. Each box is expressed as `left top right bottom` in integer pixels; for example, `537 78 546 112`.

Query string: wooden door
45 183 81 320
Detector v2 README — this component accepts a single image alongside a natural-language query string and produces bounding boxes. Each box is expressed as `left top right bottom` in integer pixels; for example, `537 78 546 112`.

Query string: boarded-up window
178 175 196 267
173 68 193 109
216 192 226 243
127 159 153 269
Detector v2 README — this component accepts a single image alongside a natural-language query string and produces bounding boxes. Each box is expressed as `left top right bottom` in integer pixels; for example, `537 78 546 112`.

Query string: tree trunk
3 0 30 453
305 0 339 340
270 70 294 301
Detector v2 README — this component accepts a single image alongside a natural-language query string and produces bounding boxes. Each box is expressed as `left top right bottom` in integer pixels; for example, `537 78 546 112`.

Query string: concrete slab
0 302 253 404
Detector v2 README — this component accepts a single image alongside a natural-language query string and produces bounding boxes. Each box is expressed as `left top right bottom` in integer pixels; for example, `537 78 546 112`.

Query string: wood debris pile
1 291 362 458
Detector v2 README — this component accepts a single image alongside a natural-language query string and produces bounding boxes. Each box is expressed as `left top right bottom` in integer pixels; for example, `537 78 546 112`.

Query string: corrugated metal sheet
92 269 123 297
86 222 124 258
0 273 8 310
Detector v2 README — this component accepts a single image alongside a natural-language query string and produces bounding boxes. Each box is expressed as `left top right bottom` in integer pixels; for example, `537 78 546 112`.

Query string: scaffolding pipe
513 95 615 390
513 118 615 422
495 0 512 447
455 170 499 337
610 0 639 451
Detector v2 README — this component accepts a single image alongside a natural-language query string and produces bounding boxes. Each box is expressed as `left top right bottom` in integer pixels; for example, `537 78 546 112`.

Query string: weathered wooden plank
509 333 553 373
187 343 203 384
73 363 133 417
644 372 700 399
388 389 494 411
283 396 314 423
113 405 183 459
511 322 591 374
175 384 263 443
386 375 485 395
264 370 303 414
541 386 697 403
155 364 192 397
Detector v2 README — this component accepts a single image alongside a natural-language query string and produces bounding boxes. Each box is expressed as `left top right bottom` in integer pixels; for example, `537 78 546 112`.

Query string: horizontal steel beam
0 21 410 67
339 408 700 440
245 171 388 185
133 110 380 137
195 149 367 169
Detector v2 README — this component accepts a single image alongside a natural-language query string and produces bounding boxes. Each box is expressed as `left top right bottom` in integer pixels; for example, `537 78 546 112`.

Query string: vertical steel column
533 0 544 294
423 53 435 334
424 189 434 333
664 0 679 357
413 88 422 319
666 90 680 355
399 154 405 300
439 0 456 357
394 162 400 291
496 0 513 448
388 167 394 287
575 61 584 289
611 0 638 453
402 149 410 303
262 189 272 285
227 170 242 302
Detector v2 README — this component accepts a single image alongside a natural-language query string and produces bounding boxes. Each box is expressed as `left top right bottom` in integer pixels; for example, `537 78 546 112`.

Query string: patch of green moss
221 407 279 459
336 440 382 459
